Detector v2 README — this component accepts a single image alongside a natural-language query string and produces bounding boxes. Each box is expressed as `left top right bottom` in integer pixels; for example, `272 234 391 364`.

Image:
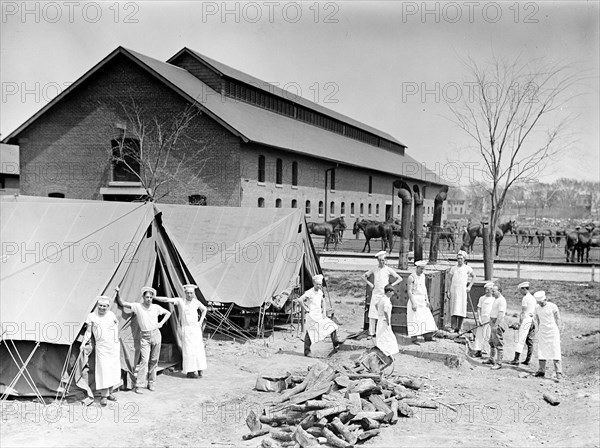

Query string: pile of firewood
244 360 444 448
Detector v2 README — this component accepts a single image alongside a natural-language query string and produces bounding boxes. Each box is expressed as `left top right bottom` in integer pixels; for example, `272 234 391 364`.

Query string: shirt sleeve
467 266 474 276
173 297 184 307
154 304 168 316
130 303 139 315
499 298 507 314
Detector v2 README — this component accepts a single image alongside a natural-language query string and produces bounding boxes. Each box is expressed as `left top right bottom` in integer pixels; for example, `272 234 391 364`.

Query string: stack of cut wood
244 362 442 447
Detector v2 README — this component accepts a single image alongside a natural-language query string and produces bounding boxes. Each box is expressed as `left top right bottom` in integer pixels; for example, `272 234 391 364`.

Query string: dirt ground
1 270 599 448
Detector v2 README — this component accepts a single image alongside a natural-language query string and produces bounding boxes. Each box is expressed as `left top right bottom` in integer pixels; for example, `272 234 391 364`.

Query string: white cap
141 286 157 296
518 281 530 289
534 291 546 301
96 296 111 305
484 282 495 289
312 274 324 284
183 284 198 292
415 260 428 267
457 250 468 259
375 251 387 259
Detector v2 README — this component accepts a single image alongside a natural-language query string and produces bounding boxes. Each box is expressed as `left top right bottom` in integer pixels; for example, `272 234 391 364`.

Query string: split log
360 399 377 412
350 411 386 422
346 373 380 381
316 404 348 420
368 395 394 422
261 439 280 448
330 417 358 445
316 437 327 444
299 413 317 430
382 390 392 399
305 427 323 438
347 378 380 396
359 417 380 430
357 429 380 442
246 409 262 432
334 376 353 388
316 418 329 427
397 401 415 418
293 425 319 447
290 375 305 384
260 414 288 426
403 399 438 409
271 384 332 412
348 393 362 415
322 427 352 448
271 430 294 441
389 399 399 424
288 401 335 412
337 411 352 424
306 366 337 391
274 366 320 404
395 389 417 400
543 393 560 406
242 428 270 440
395 377 423 390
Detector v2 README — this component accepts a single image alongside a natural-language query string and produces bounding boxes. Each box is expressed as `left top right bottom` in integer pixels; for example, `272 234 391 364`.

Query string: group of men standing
81 284 208 405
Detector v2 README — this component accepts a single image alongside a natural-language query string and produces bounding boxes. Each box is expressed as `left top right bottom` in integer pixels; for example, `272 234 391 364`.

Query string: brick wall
15 53 241 206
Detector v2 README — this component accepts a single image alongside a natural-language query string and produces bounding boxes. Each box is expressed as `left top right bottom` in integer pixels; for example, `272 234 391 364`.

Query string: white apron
473 295 494 351
536 302 561 360
87 311 121 390
369 266 394 319
176 298 207 373
407 273 438 337
303 288 338 343
376 296 399 356
449 264 473 317
515 293 536 352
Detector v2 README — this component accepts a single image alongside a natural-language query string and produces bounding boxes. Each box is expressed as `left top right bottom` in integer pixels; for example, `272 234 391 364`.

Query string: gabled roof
168 48 405 147
3 47 446 186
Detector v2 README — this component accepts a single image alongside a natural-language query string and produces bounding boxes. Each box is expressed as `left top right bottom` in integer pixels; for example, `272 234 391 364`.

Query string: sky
1 0 598 187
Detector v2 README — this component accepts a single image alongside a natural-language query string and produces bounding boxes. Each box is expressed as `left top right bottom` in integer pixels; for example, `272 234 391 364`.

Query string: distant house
0 143 19 195
446 187 470 221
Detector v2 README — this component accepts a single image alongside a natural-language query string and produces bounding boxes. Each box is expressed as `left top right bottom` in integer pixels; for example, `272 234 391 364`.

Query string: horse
566 225 599 263
514 225 535 246
553 229 566 246
535 228 556 247
352 219 394 253
328 217 347 245
461 220 516 256
426 223 457 251
307 217 346 251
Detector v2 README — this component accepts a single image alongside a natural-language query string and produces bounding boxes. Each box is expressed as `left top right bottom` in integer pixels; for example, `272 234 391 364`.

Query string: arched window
276 158 283 185
330 201 335 215
318 201 324 215
305 200 311 214
291 199 297 208
360 203 364 215
258 197 265 208
350 203 355 215
292 162 298 186
397 205 401 215
275 198 282 208
340 202 345 215
376 204 380 215
258 155 265 183
368 204 372 215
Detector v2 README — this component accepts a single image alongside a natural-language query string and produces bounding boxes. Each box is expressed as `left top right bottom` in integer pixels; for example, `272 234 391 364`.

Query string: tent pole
1 341 44 404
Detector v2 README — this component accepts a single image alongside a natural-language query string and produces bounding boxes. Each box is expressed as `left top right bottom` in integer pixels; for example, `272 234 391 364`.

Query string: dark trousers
304 331 339 356
524 322 535 355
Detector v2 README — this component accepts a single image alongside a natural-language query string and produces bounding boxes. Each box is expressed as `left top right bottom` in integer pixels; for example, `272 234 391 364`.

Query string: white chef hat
183 284 198 292
415 260 428 267
457 250 468 259
518 281 530 289
96 296 111 306
483 282 495 289
141 286 157 296
375 251 387 259
312 274 324 285
534 291 546 301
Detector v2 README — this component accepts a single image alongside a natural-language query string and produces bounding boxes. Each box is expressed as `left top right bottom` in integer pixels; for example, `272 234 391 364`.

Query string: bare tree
109 98 214 202
448 56 582 275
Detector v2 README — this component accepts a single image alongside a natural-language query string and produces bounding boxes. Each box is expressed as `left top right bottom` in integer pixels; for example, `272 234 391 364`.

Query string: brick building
3 47 447 222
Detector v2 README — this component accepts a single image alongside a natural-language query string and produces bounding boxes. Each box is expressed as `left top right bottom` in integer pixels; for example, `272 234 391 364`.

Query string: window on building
376 204 380 215
292 161 298 186
330 169 336 190
460 207 463 214
368 204 372 215
276 158 283 185
397 205 401 215
360 203 364 215
305 200 311 214
258 197 265 208
340 202 345 215
258 155 266 183
350 203 355 215
330 201 335 215
276 198 282 208
48 192 65 198
291 199 297 208
111 138 140 182
188 194 207 206
318 201 324 215
368 176 373 194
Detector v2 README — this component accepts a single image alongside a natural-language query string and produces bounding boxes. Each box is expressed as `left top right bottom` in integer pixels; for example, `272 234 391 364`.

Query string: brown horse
566 225 599 263
461 220 516 256
426 223 457 251
353 219 394 253
307 217 347 251
514 225 535 246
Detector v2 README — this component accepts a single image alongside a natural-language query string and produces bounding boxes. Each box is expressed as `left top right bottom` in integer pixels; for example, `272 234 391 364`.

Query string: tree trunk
481 220 493 280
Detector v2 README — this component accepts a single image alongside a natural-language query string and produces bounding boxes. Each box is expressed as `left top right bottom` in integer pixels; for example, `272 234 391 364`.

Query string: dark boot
509 352 520 366
304 334 312 357
522 351 532 366
331 331 343 351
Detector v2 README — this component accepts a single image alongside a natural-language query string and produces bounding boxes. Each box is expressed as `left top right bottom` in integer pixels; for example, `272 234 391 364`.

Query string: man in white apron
81 296 122 406
295 274 341 356
445 250 475 333
406 260 437 345
154 284 208 378
375 285 399 356
472 282 495 358
116 286 171 393
510 282 537 366
534 291 562 380
486 284 507 370
362 251 402 339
